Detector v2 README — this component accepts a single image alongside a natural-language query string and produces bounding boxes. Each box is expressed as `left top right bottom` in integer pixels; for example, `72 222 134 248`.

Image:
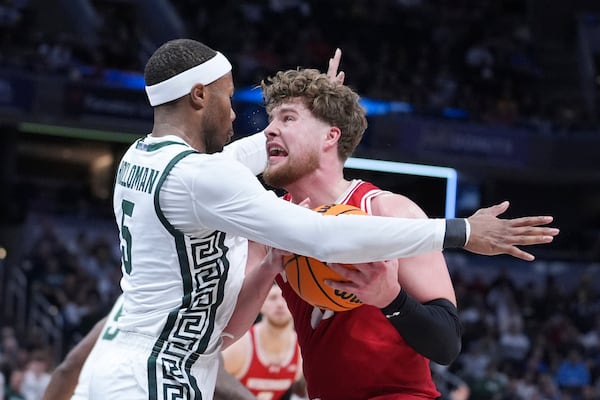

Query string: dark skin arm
214 353 257 400
42 317 106 400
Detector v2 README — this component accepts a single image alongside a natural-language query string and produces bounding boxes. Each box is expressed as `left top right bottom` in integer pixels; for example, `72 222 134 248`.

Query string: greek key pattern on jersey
154 230 229 400
163 384 185 400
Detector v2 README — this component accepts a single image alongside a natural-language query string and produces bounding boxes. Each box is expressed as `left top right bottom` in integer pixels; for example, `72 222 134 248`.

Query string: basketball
283 203 367 312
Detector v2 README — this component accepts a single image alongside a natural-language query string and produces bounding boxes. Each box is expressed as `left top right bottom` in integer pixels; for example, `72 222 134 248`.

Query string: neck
256 320 295 364
152 110 206 152
258 319 293 341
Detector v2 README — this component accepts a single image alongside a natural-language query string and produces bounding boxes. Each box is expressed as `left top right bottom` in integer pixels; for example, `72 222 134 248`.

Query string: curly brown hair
261 68 367 161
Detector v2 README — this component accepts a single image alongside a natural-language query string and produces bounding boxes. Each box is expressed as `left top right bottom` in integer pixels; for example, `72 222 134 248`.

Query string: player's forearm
222 257 281 348
381 291 462 365
193 163 470 264
42 366 80 400
42 317 106 400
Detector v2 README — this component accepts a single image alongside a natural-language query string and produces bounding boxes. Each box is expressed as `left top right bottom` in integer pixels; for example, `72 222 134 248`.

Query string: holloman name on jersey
116 161 160 194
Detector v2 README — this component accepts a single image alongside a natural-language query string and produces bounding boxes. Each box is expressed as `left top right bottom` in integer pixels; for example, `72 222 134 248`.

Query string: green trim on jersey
146 149 198 400
136 140 190 152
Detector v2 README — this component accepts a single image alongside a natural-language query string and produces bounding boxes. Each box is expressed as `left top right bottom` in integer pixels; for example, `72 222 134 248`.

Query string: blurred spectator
0 368 5 399
20 350 51 400
6 368 26 400
468 363 508 400
498 320 531 370
456 341 492 381
431 362 470 400
555 347 591 398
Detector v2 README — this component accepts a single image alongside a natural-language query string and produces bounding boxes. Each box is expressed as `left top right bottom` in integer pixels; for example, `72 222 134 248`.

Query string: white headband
145 51 232 106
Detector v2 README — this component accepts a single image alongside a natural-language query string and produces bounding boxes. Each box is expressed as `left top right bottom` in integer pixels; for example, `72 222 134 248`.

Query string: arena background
0 1 600 399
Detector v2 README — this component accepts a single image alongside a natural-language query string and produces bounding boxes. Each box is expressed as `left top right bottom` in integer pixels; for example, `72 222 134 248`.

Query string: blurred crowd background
1 0 600 399
0 0 595 130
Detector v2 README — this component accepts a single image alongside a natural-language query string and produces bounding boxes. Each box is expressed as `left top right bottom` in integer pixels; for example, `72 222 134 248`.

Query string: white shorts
88 331 221 400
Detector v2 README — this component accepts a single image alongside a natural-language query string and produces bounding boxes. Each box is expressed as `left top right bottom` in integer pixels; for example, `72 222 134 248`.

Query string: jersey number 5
120 199 135 274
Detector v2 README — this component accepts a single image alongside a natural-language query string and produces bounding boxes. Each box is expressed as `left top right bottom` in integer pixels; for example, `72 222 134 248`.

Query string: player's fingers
509 216 555 228
502 245 535 261
475 200 510 217
507 234 555 246
510 225 560 238
323 280 360 300
328 263 361 280
336 71 345 85
327 48 342 79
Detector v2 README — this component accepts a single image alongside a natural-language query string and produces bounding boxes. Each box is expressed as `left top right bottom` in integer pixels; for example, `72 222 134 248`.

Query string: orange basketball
283 203 367 312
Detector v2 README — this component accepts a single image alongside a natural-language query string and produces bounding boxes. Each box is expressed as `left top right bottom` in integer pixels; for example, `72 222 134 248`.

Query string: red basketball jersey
238 324 302 400
277 180 441 400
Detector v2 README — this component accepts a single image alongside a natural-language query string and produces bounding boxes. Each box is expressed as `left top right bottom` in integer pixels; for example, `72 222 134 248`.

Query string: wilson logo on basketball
333 290 362 304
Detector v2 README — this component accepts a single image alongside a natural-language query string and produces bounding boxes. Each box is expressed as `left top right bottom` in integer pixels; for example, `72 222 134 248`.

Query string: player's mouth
267 143 288 163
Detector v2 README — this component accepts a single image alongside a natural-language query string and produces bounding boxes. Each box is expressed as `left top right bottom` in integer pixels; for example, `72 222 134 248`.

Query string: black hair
144 39 217 86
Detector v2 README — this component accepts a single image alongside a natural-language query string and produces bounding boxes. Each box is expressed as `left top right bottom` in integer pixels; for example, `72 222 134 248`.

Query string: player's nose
264 121 280 138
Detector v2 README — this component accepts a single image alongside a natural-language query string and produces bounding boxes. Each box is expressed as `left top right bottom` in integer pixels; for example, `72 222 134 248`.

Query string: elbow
432 338 462 366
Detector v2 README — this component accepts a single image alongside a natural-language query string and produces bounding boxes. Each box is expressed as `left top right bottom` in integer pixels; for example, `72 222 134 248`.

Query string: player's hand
261 247 289 275
325 259 401 308
465 201 559 261
326 48 345 84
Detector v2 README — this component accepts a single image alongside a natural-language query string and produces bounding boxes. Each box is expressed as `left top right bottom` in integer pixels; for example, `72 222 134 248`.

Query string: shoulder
370 192 428 219
174 154 262 192
175 152 250 176
221 330 253 376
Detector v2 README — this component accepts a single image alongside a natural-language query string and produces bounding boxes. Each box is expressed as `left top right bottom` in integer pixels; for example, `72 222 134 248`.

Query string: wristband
443 218 468 248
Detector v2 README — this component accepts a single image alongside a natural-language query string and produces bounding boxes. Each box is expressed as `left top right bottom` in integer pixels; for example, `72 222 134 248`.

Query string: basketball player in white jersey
88 38 557 399
42 125 269 400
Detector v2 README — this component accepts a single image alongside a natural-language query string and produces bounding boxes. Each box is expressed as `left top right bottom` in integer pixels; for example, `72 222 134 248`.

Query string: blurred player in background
222 284 305 400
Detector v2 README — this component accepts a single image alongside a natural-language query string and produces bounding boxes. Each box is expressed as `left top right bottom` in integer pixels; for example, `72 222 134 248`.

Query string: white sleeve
184 156 447 263
220 131 266 175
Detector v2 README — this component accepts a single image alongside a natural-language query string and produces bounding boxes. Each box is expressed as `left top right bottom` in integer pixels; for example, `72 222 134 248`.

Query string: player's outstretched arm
464 201 559 261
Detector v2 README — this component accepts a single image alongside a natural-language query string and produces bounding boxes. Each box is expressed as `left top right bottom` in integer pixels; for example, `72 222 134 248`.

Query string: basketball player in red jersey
258 59 555 399
222 284 305 400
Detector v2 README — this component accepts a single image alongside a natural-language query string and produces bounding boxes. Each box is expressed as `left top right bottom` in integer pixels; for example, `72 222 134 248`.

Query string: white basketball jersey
112 135 256 399
114 134 248 344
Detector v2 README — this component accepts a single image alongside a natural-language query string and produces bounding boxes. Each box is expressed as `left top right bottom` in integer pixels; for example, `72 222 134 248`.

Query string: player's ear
323 126 341 151
189 83 205 109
